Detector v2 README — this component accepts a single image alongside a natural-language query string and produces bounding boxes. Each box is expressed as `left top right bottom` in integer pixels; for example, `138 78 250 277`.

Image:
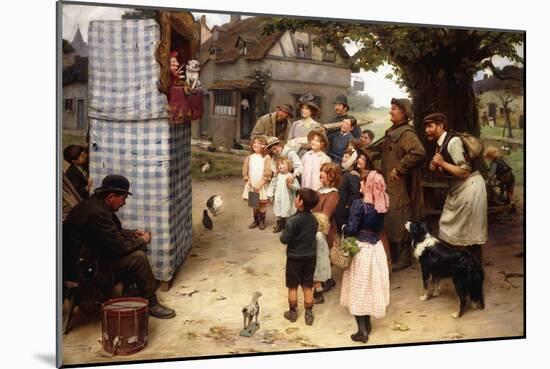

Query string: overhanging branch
486 59 520 81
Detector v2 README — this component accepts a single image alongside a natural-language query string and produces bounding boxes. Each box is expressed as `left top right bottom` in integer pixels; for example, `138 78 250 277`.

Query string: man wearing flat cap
63 174 176 319
423 112 487 262
325 95 361 138
369 98 426 271
250 104 294 142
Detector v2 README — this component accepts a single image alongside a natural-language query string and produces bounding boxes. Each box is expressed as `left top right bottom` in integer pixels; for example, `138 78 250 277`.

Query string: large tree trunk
407 63 486 176
409 63 480 146
504 106 514 138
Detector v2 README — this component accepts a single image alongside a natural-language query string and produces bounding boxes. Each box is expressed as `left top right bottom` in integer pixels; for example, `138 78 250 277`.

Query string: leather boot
304 308 314 325
313 289 324 304
365 315 372 335
351 315 368 343
322 278 336 292
273 218 284 233
248 210 260 229
392 241 411 272
258 212 266 230
148 294 176 319
304 302 314 325
283 300 298 322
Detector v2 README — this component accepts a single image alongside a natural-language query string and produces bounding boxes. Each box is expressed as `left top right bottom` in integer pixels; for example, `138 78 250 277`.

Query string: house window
296 43 308 59
64 98 73 112
240 44 247 56
323 45 336 62
214 91 236 116
237 38 247 55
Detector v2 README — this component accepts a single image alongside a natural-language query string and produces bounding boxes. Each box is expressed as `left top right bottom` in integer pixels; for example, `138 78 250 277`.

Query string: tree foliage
263 19 524 137
121 9 158 19
348 91 374 112
263 20 523 88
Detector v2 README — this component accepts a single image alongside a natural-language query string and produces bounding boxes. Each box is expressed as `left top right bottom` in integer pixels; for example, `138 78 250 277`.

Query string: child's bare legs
302 286 313 305
302 285 314 325
284 288 299 322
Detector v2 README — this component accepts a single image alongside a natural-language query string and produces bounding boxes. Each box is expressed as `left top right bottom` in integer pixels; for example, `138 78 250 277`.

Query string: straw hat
307 129 330 151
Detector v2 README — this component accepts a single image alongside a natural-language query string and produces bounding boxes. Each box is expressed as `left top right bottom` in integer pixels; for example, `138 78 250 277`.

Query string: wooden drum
101 297 149 355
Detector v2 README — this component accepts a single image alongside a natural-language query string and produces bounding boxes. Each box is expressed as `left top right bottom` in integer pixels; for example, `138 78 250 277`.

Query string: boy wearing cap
63 175 176 319
328 117 358 163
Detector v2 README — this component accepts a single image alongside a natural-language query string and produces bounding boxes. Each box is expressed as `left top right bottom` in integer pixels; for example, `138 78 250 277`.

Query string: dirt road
62 178 524 366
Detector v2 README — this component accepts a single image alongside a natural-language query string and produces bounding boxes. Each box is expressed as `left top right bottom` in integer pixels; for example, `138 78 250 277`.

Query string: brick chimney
230 14 241 23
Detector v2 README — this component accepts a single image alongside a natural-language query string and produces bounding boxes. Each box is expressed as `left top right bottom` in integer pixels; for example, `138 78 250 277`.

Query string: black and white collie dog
405 221 485 318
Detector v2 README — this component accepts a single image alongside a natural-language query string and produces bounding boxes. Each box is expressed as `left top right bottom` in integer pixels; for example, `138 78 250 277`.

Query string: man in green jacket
63 175 176 319
250 104 294 142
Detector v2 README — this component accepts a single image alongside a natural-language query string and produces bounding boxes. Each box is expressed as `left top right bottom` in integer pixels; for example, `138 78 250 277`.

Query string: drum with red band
101 297 149 356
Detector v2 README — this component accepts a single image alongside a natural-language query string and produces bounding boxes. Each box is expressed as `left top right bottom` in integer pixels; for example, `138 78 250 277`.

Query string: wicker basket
329 237 352 270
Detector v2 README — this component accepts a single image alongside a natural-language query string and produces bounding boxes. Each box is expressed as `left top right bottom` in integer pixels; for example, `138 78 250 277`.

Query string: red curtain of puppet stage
169 86 203 124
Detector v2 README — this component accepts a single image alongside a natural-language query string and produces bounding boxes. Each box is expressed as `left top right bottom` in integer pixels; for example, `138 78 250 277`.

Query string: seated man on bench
63 174 175 319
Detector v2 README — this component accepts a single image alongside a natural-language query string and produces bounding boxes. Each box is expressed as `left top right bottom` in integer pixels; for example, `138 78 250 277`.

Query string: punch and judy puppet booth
87 12 202 284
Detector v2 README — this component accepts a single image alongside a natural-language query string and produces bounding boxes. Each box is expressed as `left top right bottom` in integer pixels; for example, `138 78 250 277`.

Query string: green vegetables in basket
340 237 360 257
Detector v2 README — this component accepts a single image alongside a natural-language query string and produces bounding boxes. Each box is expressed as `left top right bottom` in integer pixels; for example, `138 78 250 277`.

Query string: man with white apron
423 112 488 261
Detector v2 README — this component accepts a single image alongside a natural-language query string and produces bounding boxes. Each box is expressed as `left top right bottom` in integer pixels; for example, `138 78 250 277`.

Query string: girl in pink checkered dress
340 170 390 343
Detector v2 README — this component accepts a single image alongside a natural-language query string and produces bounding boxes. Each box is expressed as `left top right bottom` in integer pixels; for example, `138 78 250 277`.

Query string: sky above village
62 4 522 108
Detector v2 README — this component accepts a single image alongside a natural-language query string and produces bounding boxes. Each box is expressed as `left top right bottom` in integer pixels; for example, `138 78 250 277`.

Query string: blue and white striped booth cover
87 20 192 281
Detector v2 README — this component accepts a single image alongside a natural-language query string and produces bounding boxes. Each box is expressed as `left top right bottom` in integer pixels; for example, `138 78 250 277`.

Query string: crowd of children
241 111 394 343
